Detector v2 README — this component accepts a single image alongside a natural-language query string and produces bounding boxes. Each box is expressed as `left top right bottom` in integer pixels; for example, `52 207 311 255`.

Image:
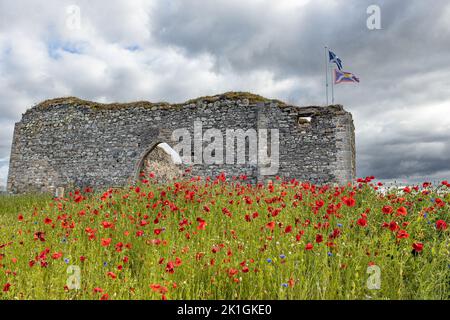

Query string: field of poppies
1 174 449 300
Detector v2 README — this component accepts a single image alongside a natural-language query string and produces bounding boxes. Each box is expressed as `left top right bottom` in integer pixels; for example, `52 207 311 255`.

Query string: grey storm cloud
0 0 450 187
151 0 450 77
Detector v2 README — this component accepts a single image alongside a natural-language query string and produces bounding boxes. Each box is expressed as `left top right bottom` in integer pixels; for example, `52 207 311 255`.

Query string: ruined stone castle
7 92 356 194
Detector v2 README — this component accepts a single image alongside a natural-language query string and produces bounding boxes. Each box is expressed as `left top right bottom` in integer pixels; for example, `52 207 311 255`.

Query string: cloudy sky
1 0 450 188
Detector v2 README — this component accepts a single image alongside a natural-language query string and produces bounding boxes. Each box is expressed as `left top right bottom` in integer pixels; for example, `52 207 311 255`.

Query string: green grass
0 178 449 300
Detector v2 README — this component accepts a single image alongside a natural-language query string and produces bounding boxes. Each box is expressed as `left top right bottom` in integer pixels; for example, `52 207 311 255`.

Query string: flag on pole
328 50 343 70
334 69 360 84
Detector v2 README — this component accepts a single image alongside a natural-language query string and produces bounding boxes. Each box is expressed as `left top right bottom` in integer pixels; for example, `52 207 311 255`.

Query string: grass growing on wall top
31 92 287 111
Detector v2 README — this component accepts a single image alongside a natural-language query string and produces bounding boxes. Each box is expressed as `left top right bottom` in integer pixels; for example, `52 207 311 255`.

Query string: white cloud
0 158 9 189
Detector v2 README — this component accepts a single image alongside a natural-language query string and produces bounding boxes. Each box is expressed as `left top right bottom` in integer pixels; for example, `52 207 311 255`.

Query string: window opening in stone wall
298 116 312 125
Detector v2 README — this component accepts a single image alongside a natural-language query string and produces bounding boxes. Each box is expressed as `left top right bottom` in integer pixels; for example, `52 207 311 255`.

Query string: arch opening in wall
136 143 183 183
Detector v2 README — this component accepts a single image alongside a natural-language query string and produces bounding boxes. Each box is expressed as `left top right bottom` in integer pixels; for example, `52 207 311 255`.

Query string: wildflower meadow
1 174 449 300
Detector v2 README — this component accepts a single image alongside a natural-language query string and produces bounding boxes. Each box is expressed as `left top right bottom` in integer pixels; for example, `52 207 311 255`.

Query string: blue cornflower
280 254 286 259
64 258 70 264
103 261 108 267
423 213 428 219
61 237 68 244
282 283 289 288
327 252 333 257
337 223 343 228
266 258 272 263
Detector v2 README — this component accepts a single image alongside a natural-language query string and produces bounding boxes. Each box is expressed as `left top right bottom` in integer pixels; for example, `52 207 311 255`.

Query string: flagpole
325 46 329 106
329 47 335 104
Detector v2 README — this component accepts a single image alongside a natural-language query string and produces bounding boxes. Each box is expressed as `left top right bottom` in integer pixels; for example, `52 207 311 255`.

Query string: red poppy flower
284 225 293 233
166 261 175 274
150 283 161 292
396 207 407 216
107 271 117 279
197 217 207 230
357 218 368 227
33 231 46 242
315 234 323 243
288 278 295 288
382 205 393 215
140 219 148 226
211 246 220 254
412 242 424 252
228 268 239 277
330 228 341 239
436 220 448 231
266 221 275 230
100 293 109 300
305 243 313 250
44 217 53 225
102 221 114 229
3 283 11 292
389 221 399 232
101 238 112 247
342 196 356 207
115 242 124 252
174 257 182 267
272 207 282 217
150 283 168 295
244 196 253 205
52 252 63 260
222 207 232 217
136 230 144 237
396 230 409 239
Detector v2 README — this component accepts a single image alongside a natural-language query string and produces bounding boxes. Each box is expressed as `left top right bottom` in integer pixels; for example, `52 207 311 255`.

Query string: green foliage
0 180 449 300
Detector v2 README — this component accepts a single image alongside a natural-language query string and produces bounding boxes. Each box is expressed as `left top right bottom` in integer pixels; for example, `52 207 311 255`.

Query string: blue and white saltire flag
328 50 343 70
334 69 360 84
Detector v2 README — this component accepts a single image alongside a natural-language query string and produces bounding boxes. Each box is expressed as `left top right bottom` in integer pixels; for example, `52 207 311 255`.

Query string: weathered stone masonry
7 93 356 194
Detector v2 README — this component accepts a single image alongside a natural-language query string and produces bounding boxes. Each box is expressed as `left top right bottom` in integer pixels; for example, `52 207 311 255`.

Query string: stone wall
7 93 356 194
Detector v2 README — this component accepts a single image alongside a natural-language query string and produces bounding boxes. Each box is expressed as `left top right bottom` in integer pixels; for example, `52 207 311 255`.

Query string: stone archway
137 143 183 183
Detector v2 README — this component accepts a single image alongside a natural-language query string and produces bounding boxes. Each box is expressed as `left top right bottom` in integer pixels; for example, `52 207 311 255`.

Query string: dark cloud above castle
1 0 450 186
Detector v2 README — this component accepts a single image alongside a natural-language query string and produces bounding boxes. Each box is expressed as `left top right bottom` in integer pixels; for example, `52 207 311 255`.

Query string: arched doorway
137 143 183 183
